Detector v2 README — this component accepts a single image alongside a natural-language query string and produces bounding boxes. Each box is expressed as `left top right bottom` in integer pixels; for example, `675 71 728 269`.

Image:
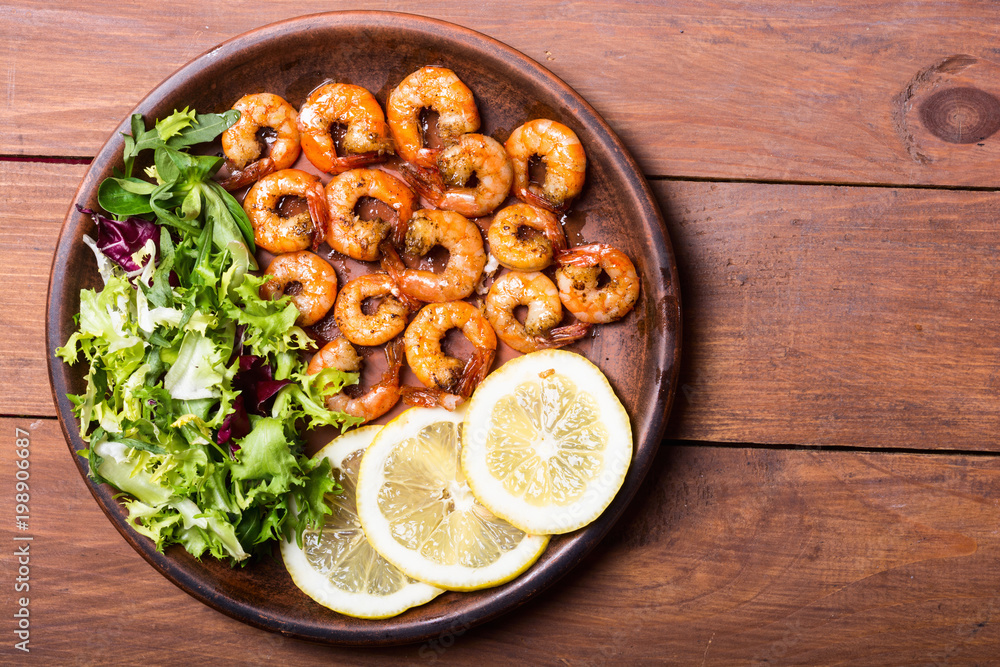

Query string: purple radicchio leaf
217 394 251 451
236 355 291 413
216 354 291 447
77 205 159 272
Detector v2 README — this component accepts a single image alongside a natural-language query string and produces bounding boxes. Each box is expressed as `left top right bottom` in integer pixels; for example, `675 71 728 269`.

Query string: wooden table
4 1 1000 663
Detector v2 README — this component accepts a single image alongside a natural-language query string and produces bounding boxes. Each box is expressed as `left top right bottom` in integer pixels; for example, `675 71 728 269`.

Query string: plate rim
45 9 682 646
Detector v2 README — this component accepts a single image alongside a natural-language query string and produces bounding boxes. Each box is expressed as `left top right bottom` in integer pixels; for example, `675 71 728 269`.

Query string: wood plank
659 180 1000 449
0 161 86 417
5 2 1000 187
4 418 999 662
13 163 1000 448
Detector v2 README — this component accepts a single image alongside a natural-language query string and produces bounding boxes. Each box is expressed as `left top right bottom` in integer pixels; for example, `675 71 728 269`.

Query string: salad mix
57 109 360 564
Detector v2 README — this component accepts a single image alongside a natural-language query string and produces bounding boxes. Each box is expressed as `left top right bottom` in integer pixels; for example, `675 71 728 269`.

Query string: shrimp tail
399 161 445 205
555 243 608 267
414 147 443 170
332 152 390 172
399 292 423 314
380 243 424 312
219 157 276 191
391 208 410 250
456 347 495 399
379 240 407 278
522 186 569 215
545 221 568 253
381 337 405 384
400 386 465 411
541 322 591 348
306 181 330 250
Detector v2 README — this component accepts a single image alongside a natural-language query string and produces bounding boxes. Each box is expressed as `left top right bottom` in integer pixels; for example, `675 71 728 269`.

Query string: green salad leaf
99 109 256 260
58 109 357 564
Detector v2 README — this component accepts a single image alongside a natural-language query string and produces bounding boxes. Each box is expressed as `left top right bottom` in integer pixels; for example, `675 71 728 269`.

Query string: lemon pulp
357 407 549 591
485 373 607 506
377 421 527 567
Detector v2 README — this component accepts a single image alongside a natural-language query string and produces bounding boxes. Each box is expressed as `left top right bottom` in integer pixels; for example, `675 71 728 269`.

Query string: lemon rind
281 539 442 619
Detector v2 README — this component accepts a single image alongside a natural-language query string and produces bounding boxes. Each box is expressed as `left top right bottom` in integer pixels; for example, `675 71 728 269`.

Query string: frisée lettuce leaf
57 109 361 564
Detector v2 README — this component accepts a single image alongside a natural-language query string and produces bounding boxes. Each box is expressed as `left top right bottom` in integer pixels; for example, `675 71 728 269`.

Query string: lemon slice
461 349 632 535
280 425 443 619
356 407 549 591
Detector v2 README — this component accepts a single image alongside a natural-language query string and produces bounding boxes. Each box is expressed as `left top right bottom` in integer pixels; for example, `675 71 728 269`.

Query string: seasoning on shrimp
485 271 589 353
325 168 415 261
387 66 480 169
259 251 338 326
380 209 486 303
403 133 513 218
487 202 566 271
403 301 496 401
307 337 404 423
242 169 328 253
555 244 640 324
220 93 300 190
334 273 412 347
505 118 586 213
297 83 395 174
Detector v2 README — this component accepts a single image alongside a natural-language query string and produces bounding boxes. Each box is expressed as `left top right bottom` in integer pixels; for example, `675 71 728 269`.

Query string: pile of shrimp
222 67 640 424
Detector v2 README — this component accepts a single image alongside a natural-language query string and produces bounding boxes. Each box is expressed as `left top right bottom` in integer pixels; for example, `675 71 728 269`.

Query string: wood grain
4 418 999 663
18 162 1000 449
9 1 1000 662
661 180 1000 450
4 2 1000 187
0 161 86 418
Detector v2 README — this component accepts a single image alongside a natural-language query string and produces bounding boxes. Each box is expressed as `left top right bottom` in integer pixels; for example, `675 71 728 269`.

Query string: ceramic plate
46 11 681 645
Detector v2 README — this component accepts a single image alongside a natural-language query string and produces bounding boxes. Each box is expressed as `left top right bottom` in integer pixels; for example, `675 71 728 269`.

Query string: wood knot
918 86 1000 143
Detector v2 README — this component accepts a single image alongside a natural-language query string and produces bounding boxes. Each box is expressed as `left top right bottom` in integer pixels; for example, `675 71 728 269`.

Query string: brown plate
45 11 681 646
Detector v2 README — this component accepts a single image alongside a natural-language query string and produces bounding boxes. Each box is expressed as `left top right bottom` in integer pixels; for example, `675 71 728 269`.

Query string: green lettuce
58 109 355 564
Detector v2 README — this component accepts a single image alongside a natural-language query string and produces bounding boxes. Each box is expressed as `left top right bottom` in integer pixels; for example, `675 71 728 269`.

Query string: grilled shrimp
403 133 513 218
387 66 480 168
333 273 411 347
505 118 586 213
403 300 496 399
242 169 328 253
485 271 589 353
486 202 566 271
221 93 300 190
325 168 415 261
307 337 403 423
259 251 338 326
380 209 486 302
555 244 640 324
297 83 394 174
